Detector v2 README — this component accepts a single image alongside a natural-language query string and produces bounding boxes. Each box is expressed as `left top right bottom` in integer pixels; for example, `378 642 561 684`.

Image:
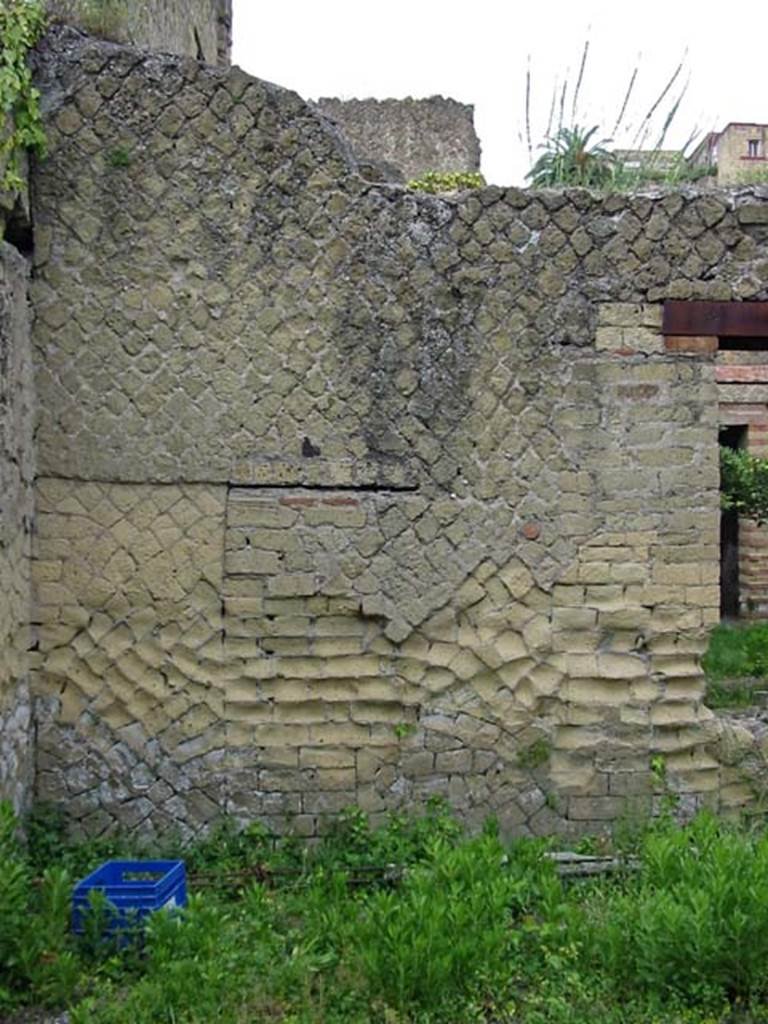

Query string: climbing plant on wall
721 446 768 525
0 0 47 194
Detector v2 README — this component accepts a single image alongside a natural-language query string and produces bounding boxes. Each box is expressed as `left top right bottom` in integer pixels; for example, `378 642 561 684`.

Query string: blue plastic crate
72 859 186 936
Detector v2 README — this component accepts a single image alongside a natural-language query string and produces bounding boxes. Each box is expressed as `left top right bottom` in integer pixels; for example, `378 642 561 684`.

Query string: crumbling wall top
313 95 481 182
45 0 232 65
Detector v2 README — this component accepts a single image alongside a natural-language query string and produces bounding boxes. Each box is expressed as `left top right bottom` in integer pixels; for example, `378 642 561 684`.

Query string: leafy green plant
316 799 464 872
345 834 538 1015
0 801 82 1010
517 736 552 770
0 0 47 195
407 170 485 193
17 797 768 1023
568 814 768 1004
0 801 32 1008
706 680 765 709
734 166 768 186
523 40 699 192
183 816 283 880
703 623 768 682
107 145 131 168
610 154 717 190
527 124 616 188
393 721 417 739
721 446 768 525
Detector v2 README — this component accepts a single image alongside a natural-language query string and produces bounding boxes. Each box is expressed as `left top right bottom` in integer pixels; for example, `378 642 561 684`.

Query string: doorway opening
720 424 747 619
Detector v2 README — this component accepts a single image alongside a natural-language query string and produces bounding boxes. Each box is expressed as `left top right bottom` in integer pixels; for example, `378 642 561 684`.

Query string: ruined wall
313 96 481 182
46 0 232 65
26 32 768 839
0 244 35 814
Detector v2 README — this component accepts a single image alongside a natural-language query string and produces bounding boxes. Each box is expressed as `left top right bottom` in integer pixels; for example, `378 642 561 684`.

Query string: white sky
232 0 767 186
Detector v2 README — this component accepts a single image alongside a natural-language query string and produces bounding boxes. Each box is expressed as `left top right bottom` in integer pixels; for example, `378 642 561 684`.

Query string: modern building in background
687 123 768 185
611 123 768 186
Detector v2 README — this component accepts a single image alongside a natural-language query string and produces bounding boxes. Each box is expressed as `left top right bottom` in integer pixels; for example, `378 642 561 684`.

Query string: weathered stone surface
313 96 481 182
0 244 35 813
45 0 232 65
7 30 768 837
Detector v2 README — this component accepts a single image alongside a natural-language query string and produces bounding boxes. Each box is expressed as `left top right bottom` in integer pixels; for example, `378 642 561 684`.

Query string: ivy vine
0 0 47 195
721 446 768 525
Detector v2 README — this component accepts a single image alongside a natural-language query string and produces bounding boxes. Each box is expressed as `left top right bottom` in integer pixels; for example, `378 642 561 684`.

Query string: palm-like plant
526 124 616 188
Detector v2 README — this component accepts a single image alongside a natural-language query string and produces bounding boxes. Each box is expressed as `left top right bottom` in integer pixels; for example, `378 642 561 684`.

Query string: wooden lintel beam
663 301 768 338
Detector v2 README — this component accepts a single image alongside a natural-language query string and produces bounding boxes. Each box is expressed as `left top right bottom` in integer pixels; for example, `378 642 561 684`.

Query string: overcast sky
232 0 766 186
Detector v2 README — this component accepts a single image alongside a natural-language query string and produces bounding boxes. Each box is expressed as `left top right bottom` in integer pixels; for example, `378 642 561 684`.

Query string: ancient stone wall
313 96 481 182
46 0 232 65
0 244 35 814
24 31 768 838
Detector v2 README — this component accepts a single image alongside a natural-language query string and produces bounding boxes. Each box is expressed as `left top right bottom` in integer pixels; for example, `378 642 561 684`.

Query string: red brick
664 335 718 355
715 365 768 382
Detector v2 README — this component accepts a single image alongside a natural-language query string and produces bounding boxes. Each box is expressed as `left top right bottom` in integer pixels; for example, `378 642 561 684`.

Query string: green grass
703 623 768 681
706 680 765 710
703 624 768 710
9 800 768 1022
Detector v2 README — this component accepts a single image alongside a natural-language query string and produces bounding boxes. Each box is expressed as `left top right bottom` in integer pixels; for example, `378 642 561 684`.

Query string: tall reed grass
524 40 710 190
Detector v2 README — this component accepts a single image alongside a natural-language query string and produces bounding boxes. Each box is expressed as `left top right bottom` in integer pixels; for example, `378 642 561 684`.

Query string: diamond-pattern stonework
34 480 226 837
21 29 768 836
0 245 35 814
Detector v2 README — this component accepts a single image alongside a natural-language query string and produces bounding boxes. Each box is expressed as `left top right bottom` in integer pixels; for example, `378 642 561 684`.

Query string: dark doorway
720 425 747 619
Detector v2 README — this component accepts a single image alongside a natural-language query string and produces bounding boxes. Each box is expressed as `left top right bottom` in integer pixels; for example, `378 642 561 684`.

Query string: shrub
15 799 768 1022
721 446 768 525
527 125 615 188
703 622 768 681
522 40 698 193
0 801 80 1009
571 814 768 1004
407 170 485 193
344 833 555 1016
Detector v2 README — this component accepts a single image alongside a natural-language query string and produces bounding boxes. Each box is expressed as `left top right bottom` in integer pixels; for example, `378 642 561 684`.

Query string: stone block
738 205 768 225
267 575 318 598
649 702 701 726
302 790 357 814
565 679 631 706
568 795 627 820
595 326 663 354
435 749 472 774
552 607 596 630
303 505 366 528
224 550 280 575
597 303 662 329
